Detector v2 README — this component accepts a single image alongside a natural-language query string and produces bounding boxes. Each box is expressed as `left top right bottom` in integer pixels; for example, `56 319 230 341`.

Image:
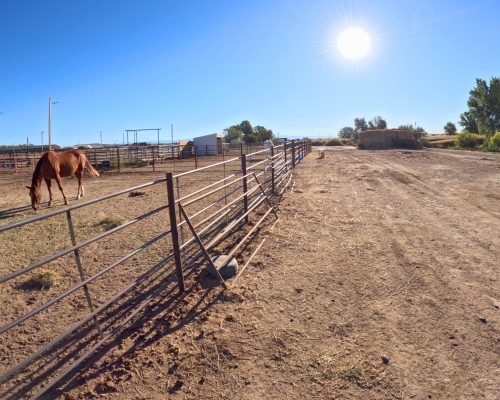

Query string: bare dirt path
59 148 499 399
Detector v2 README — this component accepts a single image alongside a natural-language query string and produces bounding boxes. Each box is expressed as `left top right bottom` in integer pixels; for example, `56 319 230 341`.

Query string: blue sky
1 0 499 146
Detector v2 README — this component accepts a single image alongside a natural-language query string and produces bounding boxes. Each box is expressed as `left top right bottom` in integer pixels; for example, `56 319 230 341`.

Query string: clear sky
1 0 499 146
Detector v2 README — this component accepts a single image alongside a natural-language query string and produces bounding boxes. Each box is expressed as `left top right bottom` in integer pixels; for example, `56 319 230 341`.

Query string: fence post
166 172 186 293
194 146 198 169
270 145 275 194
152 146 156 172
241 154 249 224
65 210 102 334
284 139 288 170
291 139 296 168
14 154 18 174
117 147 121 173
240 142 243 156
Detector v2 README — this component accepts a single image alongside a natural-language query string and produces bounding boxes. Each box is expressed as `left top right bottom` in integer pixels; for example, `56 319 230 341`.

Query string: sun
337 27 371 60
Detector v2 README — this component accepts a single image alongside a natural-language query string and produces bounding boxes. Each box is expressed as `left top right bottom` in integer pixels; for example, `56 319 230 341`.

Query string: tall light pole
100 131 103 144
48 97 59 150
41 131 44 152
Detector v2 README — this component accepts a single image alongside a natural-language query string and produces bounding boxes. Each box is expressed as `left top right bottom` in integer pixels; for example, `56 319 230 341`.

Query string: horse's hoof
48 202 52 207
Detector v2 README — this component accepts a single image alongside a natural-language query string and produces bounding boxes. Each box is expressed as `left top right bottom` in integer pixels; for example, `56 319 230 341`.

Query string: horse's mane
31 153 47 188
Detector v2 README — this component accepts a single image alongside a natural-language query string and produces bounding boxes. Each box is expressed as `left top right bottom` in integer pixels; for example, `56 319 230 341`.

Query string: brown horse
27 150 99 210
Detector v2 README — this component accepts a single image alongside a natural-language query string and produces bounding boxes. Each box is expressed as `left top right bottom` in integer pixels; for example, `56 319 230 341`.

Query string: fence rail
0 140 311 399
0 142 275 176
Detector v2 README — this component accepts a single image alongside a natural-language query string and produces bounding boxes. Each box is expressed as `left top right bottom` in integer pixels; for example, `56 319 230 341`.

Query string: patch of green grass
19 269 60 290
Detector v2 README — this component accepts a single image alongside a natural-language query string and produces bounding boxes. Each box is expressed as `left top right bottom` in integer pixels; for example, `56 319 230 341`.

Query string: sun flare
337 27 371 60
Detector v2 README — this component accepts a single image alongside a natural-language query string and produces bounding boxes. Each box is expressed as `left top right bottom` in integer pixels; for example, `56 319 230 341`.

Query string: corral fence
0 140 311 399
0 142 273 176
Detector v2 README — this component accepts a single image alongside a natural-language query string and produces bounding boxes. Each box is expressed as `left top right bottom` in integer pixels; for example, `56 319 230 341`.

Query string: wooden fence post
291 139 296 168
194 146 198 169
241 154 249 224
166 172 185 293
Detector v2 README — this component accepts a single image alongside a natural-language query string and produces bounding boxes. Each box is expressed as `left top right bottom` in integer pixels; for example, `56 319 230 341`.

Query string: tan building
358 129 422 150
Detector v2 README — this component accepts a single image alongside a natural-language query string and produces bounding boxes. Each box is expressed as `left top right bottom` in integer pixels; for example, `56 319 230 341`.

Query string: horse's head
26 185 41 210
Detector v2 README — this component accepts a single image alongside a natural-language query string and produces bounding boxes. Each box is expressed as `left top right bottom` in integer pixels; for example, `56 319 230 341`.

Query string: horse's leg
45 178 53 207
55 174 69 205
76 170 83 199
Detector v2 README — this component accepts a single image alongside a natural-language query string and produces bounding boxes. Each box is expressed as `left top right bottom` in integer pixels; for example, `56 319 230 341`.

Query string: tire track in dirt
345 150 498 398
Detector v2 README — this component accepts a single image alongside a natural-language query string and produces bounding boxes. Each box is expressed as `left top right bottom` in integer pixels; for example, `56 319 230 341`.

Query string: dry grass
19 269 60 290
96 216 127 231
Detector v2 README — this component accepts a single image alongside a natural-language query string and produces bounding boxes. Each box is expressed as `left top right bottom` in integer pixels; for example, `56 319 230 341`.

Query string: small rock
294 288 303 294
208 255 238 280
478 316 487 323
382 356 390 365
95 381 117 393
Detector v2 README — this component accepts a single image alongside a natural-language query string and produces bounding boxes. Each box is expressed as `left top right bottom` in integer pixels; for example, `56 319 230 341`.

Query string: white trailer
193 133 222 156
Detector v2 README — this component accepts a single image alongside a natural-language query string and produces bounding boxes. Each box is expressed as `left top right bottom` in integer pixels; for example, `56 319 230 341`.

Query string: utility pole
171 123 174 145
48 97 59 151
100 131 103 144
48 97 52 150
41 131 44 152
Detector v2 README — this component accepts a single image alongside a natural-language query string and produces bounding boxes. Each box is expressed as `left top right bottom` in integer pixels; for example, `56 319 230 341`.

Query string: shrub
310 140 327 146
454 133 482 149
487 132 500 151
325 139 343 146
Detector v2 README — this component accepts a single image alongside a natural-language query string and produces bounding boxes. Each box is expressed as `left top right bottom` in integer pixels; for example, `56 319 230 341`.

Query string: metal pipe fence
0 140 311 399
0 143 276 176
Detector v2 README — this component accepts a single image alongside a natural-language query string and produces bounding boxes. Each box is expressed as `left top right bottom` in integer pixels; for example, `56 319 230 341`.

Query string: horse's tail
84 157 100 177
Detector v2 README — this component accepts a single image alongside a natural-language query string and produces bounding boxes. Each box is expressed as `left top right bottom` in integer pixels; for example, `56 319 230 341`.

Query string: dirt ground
1 148 499 399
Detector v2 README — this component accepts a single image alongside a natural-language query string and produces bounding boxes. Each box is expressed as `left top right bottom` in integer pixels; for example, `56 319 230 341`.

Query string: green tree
398 124 427 135
459 111 479 133
223 125 243 142
354 117 368 132
443 122 457 135
253 125 274 142
338 126 355 139
464 77 500 140
368 116 387 129
239 120 255 143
